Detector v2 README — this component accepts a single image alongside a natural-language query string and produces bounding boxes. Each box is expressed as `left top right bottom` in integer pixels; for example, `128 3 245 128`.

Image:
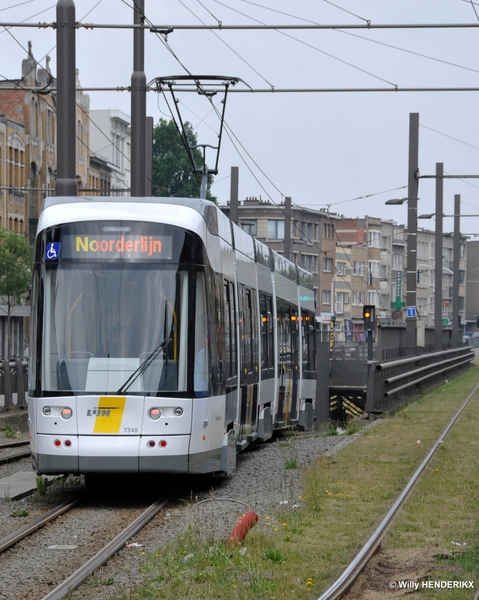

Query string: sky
1 0 479 236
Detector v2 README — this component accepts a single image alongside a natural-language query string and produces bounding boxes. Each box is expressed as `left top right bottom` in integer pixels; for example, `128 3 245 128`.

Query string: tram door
238 284 259 441
276 300 300 426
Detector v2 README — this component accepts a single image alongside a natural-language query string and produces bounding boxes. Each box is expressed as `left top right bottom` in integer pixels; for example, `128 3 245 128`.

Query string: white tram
28 197 317 477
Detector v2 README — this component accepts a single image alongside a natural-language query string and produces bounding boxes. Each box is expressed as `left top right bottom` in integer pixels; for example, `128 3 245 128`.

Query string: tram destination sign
54 234 174 260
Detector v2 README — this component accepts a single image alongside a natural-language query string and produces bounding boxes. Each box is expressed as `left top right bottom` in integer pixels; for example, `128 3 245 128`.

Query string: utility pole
229 167 239 225
406 113 419 354
55 0 77 197
131 0 146 196
283 197 291 261
434 163 444 351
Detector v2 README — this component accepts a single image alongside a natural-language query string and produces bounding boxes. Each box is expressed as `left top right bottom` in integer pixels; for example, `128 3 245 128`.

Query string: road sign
442 318 449 325
406 306 417 318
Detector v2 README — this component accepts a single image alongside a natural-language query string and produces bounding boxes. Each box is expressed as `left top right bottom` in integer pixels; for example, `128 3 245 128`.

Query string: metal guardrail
0 359 28 409
365 347 475 412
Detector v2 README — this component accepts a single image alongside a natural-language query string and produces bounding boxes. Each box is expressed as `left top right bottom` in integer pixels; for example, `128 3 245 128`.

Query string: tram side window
239 285 257 377
194 271 208 396
224 281 238 382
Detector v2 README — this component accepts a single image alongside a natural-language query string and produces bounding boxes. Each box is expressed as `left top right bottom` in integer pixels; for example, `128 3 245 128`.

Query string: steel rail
0 494 87 553
316 382 479 600
41 491 177 600
0 440 29 449
0 450 31 465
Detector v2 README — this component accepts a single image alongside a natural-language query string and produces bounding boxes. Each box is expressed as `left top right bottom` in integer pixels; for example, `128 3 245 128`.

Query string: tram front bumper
34 434 190 475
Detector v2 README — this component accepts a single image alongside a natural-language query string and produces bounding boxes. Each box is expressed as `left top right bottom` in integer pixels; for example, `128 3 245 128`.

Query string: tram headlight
43 406 52 416
149 408 161 420
61 407 73 420
174 407 183 416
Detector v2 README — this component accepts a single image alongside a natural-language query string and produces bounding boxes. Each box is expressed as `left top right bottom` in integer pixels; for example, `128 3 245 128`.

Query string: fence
0 359 28 409
365 346 475 412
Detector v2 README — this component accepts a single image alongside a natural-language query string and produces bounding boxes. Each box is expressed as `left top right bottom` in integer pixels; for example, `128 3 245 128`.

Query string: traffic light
330 315 336 328
363 305 375 326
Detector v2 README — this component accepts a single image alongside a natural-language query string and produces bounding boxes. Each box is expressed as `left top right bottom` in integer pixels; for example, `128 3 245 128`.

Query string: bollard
226 511 259 546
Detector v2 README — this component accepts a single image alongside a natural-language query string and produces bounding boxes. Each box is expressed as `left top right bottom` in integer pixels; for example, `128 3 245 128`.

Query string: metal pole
434 163 444 351
284 197 291 261
131 0 146 196
406 113 419 355
452 194 460 348
145 116 153 196
229 166 239 225
55 0 77 197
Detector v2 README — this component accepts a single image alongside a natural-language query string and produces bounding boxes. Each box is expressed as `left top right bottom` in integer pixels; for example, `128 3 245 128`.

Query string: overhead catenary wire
212 0 395 88
4 21 479 29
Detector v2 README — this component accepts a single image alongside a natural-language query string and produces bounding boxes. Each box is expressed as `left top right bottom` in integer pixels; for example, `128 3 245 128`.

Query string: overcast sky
2 0 479 235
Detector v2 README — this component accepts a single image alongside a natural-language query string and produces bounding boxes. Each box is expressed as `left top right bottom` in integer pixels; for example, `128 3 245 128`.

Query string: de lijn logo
45 242 61 260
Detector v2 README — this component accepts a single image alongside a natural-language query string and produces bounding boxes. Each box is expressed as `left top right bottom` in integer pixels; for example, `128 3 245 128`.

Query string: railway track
42 492 175 600
0 493 87 553
0 475 182 600
0 440 30 464
316 382 479 600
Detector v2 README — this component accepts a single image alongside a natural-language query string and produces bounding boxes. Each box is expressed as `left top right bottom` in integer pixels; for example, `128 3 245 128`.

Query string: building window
392 253 403 271
352 291 365 305
368 230 381 247
368 260 380 278
241 220 257 236
418 241 428 259
418 297 428 316
322 290 331 305
367 291 380 306
267 219 284 240
352 261 366 274
323 257 333 272
336 292 349 314
336 261 347 273
323 223 334 239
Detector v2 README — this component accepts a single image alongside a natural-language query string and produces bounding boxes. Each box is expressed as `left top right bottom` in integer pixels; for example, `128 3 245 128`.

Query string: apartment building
220 197 341 327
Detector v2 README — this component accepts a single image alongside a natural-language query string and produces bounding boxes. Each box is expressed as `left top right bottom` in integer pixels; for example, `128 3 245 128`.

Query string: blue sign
45 242 61 260
406 306 417 318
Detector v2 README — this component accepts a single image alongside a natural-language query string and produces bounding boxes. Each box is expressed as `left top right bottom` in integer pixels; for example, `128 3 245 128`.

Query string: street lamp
385 197 408 205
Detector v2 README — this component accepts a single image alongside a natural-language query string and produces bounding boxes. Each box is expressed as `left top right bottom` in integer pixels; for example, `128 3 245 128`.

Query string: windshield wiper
116 337 172 395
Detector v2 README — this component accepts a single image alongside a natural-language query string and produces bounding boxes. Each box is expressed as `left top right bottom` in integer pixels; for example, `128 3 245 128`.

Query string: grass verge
114 365 479 600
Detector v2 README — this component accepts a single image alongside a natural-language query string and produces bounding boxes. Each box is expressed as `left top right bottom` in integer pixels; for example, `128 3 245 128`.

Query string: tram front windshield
34 221 203 396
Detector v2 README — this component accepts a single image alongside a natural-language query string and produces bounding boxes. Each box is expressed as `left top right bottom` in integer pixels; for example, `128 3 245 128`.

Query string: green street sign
442 318 449 325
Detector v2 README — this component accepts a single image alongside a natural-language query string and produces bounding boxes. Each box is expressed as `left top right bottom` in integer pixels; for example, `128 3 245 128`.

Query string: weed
263 548 286 563
10 508 29 518
284 459 298 470
35 476 48 496
4 424 17 439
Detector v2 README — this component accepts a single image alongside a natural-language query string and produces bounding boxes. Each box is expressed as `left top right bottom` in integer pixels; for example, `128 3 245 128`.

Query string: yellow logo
93 396 126 434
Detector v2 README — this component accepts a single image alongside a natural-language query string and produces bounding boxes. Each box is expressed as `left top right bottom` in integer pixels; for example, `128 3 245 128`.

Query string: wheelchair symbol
45 242 61 260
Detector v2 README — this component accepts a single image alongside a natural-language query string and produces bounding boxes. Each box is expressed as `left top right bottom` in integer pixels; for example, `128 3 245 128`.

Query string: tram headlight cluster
43 406 73 419
148 407 183 419
149 408 161 420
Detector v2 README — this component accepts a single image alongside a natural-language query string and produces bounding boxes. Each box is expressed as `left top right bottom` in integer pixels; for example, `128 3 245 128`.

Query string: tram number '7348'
123 427 139 433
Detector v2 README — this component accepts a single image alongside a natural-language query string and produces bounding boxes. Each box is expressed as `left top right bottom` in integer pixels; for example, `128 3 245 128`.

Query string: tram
27 196 317 477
